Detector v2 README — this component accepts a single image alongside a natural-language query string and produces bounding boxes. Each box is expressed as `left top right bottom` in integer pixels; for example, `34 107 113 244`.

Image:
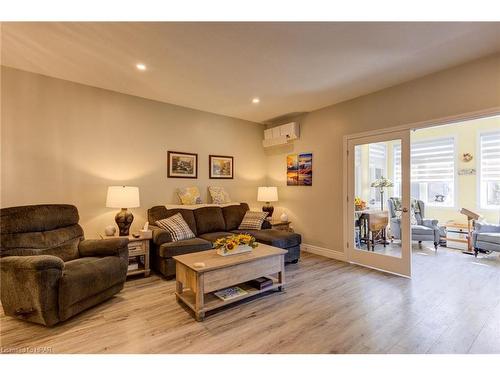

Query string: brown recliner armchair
0 204 129 326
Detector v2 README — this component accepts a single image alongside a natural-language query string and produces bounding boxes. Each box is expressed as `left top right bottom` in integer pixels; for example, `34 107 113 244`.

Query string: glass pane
354 140 402 258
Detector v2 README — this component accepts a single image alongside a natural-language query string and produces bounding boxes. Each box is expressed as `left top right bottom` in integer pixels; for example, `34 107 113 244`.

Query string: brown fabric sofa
148 203 301 278
0 204 129 326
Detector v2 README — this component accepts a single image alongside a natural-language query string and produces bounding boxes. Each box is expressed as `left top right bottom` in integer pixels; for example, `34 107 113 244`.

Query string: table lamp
106 186 140 236
257 186 278 218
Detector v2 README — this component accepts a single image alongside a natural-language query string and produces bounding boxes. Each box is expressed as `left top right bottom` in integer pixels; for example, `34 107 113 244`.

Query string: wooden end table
126 236 150 277
173 244 287 321
268 219 293 232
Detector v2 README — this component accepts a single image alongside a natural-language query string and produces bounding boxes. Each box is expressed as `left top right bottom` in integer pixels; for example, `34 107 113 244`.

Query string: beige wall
1 67 267 236
266 53 500 251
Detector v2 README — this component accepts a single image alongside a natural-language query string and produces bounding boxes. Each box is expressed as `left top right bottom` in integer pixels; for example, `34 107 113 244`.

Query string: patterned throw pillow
238 211 268 230
208 186 231 204
155 213 195 242
177 187 202 205
410 210 418 225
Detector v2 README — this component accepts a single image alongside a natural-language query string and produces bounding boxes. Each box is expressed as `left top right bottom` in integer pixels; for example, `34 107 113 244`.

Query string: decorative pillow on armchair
393 197 418 225
208 186 231 204
177 187 202 205
238 211 268 230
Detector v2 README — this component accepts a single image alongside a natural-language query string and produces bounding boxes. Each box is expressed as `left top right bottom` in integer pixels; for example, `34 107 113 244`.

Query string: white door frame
344 129 411 277
341 106 500 277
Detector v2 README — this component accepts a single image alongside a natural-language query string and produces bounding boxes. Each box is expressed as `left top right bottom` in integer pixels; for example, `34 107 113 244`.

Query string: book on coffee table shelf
214 286 248 301
248 277 273 290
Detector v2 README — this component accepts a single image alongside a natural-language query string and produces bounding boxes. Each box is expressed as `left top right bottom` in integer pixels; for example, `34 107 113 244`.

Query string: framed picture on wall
167 151 198 178
287 152 312 186
209 155 234 179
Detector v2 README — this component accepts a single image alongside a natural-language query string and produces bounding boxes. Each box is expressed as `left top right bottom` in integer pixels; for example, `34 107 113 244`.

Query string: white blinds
480 131 500 181
369 143 387 175
393 144 401 183
411 138 455 182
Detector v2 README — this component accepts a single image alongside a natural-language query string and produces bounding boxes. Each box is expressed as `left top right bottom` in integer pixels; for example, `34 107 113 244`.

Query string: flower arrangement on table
370 176 393 210
214 234 258 256
354 196 367 211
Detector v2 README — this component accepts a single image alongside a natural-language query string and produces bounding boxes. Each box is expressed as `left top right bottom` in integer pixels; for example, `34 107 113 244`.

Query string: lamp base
115 208 134 236
262 203 274 218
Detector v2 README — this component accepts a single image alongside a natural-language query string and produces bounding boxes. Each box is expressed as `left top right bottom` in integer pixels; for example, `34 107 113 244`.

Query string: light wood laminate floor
1 245 500 354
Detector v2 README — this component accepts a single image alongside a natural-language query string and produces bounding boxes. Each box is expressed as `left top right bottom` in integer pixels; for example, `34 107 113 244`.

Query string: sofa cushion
198 232 234 243
1 225 84 261
231 229 301 248
194 207 226 234
239 211 268 230
156 213 195 242
222 204 248 231
411 225 434 236
177 187 202 205
59 256 125 310
164 208 198 236
0 204 79 234
148 206 168 224
158 238 212 258
208 186 231 204
477 232 500 245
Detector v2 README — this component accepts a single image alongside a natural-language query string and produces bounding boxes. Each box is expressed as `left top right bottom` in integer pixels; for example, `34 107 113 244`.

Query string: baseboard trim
301 243 347 262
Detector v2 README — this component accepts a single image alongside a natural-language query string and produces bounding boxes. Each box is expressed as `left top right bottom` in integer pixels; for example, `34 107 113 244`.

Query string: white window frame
410 135 458 209
478 130 500 210
393 143 401 198
354 146 362 198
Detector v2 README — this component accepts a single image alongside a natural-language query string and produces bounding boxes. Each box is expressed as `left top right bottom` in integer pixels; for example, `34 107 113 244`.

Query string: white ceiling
2 22 500 123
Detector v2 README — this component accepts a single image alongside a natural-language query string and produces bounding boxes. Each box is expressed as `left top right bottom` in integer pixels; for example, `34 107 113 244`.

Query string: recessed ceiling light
136 63 146 71
252 97 260 104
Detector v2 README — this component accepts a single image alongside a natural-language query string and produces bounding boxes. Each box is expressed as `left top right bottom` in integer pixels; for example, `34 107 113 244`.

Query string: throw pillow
208 186 231 204
177 187 202 205
238 211 268 230
155 213 195 242
410 210 418 225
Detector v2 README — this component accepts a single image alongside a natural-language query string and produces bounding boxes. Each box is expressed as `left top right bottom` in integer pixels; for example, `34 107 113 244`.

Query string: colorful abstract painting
287 153 312 186
287 154 298 186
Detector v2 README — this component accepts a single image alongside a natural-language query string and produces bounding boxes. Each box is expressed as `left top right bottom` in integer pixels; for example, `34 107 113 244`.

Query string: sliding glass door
346 130 411 277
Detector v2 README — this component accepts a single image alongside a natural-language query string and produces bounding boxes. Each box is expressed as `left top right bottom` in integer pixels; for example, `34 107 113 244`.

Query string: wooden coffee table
173 243 287 321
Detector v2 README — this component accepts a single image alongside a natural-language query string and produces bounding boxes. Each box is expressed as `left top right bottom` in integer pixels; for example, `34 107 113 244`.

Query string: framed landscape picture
209 155 234 179
287 152 312 186
167 151 198 178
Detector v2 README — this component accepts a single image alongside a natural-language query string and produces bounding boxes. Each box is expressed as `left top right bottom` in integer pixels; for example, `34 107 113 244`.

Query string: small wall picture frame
209 155 234 179
167 151 198 178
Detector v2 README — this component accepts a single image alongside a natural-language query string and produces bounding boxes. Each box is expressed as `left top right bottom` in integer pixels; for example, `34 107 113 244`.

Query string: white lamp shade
106 186 140 208
257 186 278 202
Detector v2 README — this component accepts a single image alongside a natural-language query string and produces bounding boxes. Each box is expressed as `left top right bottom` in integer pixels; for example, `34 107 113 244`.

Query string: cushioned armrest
422 218 439 228
0 255 64 271
474 222 500 233
152 228 173 245
79 238 129 257
0 255 64 326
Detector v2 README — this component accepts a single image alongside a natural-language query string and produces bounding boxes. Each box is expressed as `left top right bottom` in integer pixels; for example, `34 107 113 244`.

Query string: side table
268 219 293 232
126 236 150 277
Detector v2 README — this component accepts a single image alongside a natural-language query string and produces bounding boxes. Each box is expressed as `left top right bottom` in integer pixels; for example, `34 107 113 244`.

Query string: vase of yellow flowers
214 234 258 256
354 196 366 211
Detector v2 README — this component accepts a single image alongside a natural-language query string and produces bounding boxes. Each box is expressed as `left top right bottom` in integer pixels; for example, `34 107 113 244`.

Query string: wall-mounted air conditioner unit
262 122 300 148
